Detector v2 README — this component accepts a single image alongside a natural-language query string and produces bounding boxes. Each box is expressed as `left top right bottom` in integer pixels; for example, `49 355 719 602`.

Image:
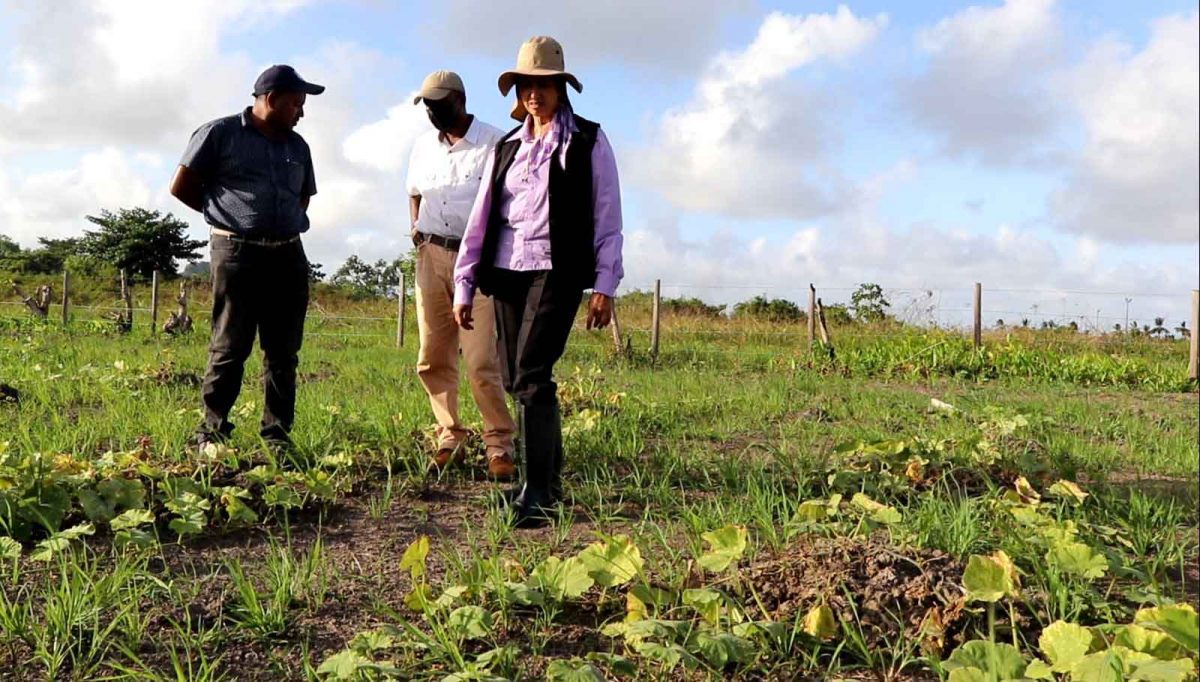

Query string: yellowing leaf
1013 476 1041 504
802 604 838 641
577 535 643 588
697 525 748 573
1134 603 1199 655
399 536 430 581
531 556 594 601
963 554 1016 603
1047 480 1088 504
1038 621 1093 673
1047 541 1108 580
850 493 901 525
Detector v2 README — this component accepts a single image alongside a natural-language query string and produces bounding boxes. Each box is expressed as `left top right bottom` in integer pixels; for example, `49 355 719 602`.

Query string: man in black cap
169 64 325 454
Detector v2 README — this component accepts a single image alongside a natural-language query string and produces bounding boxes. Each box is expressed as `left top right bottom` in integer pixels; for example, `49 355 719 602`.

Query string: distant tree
995 319 1006 328
307 261 326 283
1148 317 1171 339
182 261 211 278
821 303 854 326
733 295 805 323
330 255 414 298
849 283 890 323
0 236 82 273
1174 321 1190 339
77 208 206 281
0 234 19 261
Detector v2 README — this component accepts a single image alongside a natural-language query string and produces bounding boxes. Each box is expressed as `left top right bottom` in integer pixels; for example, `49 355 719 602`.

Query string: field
1 283 1198 681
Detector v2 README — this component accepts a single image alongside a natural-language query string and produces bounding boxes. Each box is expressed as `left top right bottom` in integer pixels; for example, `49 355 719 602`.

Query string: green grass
1 292 1197 680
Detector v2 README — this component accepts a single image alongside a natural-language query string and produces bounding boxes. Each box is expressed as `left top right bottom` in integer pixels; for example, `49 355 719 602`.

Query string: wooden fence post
1189 289 1198 381
808 284 816 348
150 271 160 334
650 279 661 359
61 270 70 325
609 299 624 354
973 282 982 349
396 271 406 348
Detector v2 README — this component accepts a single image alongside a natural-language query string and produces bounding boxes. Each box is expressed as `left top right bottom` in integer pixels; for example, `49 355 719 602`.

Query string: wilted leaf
850 493 901 524
1013 476 1041 504
697 525 748 573
577 535 643 587
802 604 838 641
1047 480 1088 505
399 536 430 580
1038 621 1093 672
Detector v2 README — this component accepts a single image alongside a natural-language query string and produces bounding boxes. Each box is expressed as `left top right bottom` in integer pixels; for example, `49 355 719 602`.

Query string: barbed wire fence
3 270 1198 380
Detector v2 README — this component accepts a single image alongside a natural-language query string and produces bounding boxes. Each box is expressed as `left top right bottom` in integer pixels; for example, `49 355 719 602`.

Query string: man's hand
454 303 474 330
586 293 613 330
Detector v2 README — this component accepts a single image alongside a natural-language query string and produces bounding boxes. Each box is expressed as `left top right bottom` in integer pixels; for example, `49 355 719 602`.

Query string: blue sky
0 0 1196 327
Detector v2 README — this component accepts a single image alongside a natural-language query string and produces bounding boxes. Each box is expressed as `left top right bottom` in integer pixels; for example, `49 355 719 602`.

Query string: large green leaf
697 525 748 573
945 641 1027 680
963 554 1016 603
1134 604 1199 655
531 556 594 601
1114 624 1183 659
681 588 723 625
31 522 95 562
577 535 643 588
545 660 606 682
1048 541 1108 580
692 631 755 669
316 649 373 680
1127 656 1195 682
446 605 492 640
1070 650 1126 682
1039 621 1094 672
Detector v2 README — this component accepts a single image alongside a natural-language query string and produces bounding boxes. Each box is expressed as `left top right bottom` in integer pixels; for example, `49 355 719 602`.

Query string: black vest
477 114 600 294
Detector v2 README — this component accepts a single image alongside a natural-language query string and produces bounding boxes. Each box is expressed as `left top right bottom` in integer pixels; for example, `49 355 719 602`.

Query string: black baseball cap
252 65 326 96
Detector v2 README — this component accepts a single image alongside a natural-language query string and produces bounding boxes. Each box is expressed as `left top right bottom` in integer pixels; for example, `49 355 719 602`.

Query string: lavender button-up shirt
453 116 624 306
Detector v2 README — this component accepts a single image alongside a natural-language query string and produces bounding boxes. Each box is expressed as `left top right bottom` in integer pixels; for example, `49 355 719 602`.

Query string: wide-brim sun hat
498 36 582 121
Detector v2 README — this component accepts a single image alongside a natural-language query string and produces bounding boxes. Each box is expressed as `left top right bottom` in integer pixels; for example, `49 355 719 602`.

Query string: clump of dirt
742 535 967 653
144 365 202 388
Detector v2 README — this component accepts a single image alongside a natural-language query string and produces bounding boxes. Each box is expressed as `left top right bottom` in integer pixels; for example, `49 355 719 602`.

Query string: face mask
426 101 459 132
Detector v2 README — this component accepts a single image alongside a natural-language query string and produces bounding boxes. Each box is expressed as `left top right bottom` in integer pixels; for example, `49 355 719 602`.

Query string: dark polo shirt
180 108 317 237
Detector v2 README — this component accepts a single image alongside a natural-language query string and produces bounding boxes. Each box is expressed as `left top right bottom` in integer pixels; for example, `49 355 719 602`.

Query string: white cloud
431 0 752 71
0 0 311 149
0 147 153 243
342 99 430 173
903 0 1063 163
620 159 1197 327
636 7 888 220
1052 12 1199 244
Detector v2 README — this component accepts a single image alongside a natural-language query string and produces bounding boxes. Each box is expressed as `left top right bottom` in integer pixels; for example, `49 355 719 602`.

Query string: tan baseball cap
412 70 465 104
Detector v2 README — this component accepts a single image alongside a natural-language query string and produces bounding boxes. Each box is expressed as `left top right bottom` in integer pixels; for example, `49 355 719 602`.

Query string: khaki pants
415 242 515 452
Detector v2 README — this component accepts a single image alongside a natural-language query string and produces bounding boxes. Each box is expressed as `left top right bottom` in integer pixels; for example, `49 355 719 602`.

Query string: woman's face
517 77 560 119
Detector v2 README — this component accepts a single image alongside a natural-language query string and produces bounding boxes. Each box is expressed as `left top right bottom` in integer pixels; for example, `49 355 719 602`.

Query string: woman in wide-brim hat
452 35 624 528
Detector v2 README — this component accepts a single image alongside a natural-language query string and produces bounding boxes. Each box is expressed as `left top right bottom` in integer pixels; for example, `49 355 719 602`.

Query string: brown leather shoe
486 449 516 480
430 444 465 470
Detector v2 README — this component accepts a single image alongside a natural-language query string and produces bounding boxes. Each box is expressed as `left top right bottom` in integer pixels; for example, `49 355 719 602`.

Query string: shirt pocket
285 159 305 195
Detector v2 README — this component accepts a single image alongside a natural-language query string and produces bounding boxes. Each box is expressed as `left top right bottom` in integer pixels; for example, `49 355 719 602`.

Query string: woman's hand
454 303 474 330
586 293 613 330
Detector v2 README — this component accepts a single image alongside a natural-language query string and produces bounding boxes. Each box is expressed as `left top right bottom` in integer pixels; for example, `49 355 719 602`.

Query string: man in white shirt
406 70 516 478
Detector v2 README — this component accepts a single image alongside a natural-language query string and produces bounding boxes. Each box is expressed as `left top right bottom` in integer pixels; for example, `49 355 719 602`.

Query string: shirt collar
519 114 578 143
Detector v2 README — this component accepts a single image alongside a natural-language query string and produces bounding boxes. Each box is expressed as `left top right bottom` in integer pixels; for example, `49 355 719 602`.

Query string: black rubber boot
511 403 562 528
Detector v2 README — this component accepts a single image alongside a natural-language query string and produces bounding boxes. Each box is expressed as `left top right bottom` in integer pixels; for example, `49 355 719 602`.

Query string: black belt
414 231 462 251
